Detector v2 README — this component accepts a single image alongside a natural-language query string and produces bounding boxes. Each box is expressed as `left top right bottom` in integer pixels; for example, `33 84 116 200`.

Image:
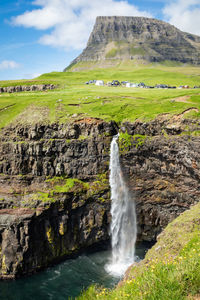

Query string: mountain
65 16 200 70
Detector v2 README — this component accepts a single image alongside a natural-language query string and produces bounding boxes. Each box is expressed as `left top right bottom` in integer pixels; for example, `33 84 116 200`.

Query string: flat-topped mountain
65 16 200 70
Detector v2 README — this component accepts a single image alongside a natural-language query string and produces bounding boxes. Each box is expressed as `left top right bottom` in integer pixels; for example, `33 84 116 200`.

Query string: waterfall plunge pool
0 135 151 299
0 243 151 300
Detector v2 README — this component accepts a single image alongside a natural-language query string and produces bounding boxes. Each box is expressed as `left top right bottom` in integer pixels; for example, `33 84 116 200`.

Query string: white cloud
0 60 21 70
12 0 152 50
163 0 200 36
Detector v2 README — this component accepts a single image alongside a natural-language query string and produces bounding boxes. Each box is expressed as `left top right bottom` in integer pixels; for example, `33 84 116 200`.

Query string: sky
0 0 200 80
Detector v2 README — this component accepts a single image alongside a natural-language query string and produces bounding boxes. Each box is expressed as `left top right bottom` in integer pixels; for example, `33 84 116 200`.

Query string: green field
0 63 200 129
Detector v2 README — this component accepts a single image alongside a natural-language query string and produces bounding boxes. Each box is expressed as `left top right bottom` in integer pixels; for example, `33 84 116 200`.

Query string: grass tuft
78 202 200 299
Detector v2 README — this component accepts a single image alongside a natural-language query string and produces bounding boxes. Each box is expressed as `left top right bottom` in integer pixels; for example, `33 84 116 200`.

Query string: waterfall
106 134 137 277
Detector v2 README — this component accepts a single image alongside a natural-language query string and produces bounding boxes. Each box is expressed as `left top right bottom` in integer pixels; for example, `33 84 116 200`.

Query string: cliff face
0 116 200 278
0 192 111 279
0 119 117 279
0 84 55 93
67 16 200 69
0 119 117 178
120 115 200 241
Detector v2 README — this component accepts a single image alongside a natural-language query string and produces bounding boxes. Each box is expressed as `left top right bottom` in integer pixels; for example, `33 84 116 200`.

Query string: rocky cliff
0 116 199 279
0 119 116 279
66 16 200 69
0 84 56 93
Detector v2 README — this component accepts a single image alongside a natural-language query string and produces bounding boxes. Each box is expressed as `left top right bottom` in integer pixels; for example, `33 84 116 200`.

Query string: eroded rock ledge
0 84 56 93
0 116 199 279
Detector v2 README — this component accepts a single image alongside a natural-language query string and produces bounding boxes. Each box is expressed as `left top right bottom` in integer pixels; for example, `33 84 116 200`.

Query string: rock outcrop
0 84 56 93
0 119 117 279
119 115 200 241
0 190 111 279
66 16 200 70
0 116 199 278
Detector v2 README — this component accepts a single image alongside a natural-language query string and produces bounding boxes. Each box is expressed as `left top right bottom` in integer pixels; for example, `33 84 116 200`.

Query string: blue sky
0 0 200 80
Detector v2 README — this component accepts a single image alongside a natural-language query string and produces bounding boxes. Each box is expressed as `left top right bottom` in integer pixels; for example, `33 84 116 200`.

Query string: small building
155 84 168 89
121 81 129 86
131 83 139 88
138 82 146 88
95 80 104 86
126 82 138 88
111 80 120 86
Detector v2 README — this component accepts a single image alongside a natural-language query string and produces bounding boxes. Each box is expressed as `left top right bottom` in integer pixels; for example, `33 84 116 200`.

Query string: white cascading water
106 134 137 277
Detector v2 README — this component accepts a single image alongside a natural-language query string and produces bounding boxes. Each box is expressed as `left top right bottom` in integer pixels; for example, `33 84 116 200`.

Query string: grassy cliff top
0 63 200 129
78 202 200 299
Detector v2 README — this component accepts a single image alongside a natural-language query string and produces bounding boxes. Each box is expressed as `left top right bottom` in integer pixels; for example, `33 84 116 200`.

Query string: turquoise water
0 245 148 300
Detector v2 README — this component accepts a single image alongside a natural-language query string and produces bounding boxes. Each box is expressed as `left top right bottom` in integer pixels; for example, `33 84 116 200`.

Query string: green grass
105 48 118 58
0 78 59 88
78 202 200 300
0 64 200 129
130 46 146 56
119 132 147 151
46 177 89 193
28 175 109 206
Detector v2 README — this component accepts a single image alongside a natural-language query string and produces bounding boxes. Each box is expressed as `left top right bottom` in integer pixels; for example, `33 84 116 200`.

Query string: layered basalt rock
0 119 117 279
0 84 56 93
0 119 117 178
66 16 200 70
120 135 200 241
0 189 111 279
0 116 200 279
119 115 200 241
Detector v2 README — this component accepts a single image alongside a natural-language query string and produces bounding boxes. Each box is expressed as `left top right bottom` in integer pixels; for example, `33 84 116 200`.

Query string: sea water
0 246 148 300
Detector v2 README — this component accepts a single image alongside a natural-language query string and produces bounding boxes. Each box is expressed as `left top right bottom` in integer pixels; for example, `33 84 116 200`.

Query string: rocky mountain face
67 16 200 69
0 116 200 278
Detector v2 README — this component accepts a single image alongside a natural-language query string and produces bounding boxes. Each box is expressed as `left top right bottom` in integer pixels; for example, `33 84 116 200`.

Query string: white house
95 80 104 86
126 82 131 88
126 82 138 88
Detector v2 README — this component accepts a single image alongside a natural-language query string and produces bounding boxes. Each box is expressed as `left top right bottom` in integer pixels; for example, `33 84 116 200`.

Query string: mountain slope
65 16 200 70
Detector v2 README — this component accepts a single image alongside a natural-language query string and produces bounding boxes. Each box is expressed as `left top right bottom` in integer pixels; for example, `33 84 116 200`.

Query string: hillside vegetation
0 64 200 129
78 202 200 300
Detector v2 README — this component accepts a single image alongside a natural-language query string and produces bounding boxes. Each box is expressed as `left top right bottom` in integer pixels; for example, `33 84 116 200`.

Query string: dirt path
173 95 191 103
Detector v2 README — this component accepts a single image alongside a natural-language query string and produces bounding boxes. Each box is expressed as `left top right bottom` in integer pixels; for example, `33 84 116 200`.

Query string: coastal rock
119 128 200 242
0 84 56 94
0 119 117 178
0 117 199 278
0 193 110 279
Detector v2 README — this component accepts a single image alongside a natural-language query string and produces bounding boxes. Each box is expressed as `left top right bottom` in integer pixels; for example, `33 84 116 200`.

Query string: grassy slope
0 64 200 129
0 64 200 298
78 202 200 300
